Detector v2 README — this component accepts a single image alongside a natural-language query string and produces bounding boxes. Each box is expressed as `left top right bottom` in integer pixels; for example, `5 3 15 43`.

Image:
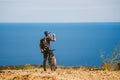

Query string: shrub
100 41 120 70
22 64 33 70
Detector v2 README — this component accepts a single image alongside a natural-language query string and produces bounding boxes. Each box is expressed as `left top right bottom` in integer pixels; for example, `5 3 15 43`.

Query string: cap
44 31 50 36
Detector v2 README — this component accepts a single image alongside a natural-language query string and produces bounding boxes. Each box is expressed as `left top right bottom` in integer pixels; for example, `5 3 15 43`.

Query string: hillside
0 65 120 80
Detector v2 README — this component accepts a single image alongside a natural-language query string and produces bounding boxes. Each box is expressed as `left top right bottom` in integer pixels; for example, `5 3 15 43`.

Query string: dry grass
0 66 120 80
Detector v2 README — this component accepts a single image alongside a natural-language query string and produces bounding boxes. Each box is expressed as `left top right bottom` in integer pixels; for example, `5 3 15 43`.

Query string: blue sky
0 0 120 22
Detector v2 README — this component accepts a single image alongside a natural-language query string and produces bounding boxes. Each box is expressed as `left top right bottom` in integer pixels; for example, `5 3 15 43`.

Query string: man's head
44 31 50 37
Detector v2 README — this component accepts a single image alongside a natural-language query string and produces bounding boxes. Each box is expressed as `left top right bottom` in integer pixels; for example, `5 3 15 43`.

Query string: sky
0 0 120 22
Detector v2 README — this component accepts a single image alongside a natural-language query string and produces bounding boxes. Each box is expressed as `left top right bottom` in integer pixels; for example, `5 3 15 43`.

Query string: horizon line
0 22 120 24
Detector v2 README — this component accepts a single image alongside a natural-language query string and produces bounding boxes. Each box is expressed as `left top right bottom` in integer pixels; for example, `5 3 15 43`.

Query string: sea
0 22 120 66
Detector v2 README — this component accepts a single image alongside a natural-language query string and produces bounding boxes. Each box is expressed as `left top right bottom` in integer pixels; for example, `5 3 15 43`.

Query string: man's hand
52 34 56 41
53 34 56 37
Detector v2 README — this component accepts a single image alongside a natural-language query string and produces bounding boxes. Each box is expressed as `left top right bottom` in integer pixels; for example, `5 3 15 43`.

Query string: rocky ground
0 66 120 80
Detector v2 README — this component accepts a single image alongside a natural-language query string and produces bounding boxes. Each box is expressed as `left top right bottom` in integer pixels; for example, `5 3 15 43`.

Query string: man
40 31 56 71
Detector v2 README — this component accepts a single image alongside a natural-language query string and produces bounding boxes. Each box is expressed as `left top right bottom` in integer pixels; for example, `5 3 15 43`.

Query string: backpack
40 38 49 52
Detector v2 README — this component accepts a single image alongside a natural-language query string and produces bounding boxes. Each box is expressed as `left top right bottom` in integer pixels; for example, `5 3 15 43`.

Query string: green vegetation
0 64 103 71
0 64 42 70
100 41 120 70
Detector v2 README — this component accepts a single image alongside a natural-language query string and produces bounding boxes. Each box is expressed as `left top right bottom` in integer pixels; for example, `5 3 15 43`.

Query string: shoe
55 66 57 69
44 69 47 71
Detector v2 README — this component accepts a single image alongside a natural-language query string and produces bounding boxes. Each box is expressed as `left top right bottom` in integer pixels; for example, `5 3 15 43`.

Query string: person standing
40 31 56 71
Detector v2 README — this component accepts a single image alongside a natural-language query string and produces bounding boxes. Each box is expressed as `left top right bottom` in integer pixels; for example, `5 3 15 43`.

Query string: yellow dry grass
0 68 120 80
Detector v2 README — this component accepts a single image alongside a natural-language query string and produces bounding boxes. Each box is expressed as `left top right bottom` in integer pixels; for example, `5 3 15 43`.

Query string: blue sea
0 23 120 66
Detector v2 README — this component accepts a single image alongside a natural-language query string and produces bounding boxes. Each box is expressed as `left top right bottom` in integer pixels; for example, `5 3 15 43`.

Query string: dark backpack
40 38 49 51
